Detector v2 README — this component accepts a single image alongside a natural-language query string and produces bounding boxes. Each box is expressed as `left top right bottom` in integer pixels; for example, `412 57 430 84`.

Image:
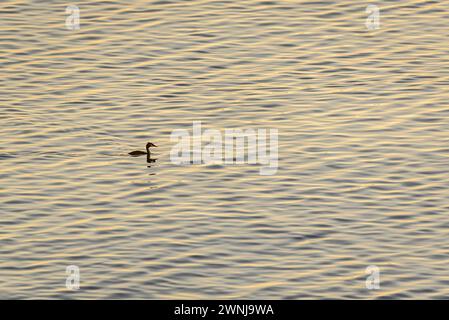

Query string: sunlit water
1 0 449 299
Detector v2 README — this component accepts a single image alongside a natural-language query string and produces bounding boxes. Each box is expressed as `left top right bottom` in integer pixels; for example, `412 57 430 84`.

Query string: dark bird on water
129 142 157 156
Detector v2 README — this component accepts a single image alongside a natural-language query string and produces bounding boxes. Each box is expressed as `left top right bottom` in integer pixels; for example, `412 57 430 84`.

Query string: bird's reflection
147 154 157 175
147 154 157 164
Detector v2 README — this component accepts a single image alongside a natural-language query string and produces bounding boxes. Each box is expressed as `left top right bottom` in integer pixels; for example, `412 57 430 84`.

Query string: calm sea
1 0 449 298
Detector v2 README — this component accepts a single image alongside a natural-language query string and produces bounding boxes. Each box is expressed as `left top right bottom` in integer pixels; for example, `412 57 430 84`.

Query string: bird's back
129 150 147 156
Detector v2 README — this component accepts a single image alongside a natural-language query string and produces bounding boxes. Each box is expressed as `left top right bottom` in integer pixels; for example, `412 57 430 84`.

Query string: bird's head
146 142 157 149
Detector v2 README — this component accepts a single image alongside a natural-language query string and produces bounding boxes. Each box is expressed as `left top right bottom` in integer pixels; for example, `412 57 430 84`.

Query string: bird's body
129 142 157 157
128 150 147 156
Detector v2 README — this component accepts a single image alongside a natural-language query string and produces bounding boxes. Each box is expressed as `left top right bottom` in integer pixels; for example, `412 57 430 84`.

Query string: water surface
1 0 449 299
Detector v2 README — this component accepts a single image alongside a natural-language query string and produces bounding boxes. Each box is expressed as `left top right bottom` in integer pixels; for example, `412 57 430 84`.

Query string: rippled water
1 0 449 299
